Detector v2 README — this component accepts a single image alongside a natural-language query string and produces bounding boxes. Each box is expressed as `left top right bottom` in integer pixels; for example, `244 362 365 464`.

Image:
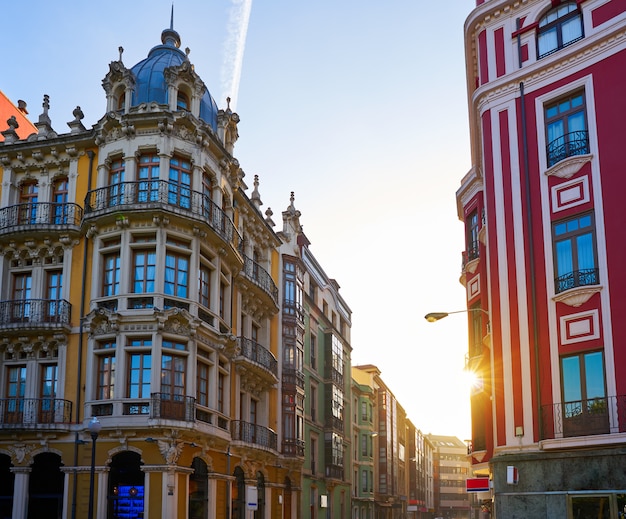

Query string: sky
2 0 477 440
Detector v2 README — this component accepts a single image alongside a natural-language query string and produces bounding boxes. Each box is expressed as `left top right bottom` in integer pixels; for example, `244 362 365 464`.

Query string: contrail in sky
220 0 253 111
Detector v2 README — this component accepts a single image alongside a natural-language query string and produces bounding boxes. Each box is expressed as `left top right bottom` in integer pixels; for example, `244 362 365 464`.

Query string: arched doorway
28 452 64 519
232 467 245 519
0 454 14 518
283 477 292 519
254 472 265 519
107 451 144 519
189 457 209 519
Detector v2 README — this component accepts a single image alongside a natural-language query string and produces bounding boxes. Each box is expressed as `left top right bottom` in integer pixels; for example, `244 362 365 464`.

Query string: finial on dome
161 4 181 48
118 46 124 62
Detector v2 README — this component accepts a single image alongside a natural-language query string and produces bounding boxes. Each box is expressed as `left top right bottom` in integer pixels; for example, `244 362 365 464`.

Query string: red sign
466 478 490 492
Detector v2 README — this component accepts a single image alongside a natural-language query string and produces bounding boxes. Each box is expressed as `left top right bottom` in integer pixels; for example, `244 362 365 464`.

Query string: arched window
177 91 190 111
537 2 583 59
117 91 126 112
189 458 209 519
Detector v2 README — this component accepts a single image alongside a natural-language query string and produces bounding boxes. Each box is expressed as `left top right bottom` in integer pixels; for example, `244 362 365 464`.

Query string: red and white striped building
458 1 626 517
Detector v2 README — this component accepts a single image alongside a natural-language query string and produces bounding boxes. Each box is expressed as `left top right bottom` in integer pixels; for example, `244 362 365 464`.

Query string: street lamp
87 416 102 519
424 308 489 323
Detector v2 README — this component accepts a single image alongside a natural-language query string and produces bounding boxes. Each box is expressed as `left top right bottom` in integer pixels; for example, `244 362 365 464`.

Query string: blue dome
130 28 219 130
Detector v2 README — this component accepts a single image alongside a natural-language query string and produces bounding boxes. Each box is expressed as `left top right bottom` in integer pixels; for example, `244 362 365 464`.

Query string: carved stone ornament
10 443 36 465
553 285 602 307
545 154 592 179
157 440 184 465
85 308 119 336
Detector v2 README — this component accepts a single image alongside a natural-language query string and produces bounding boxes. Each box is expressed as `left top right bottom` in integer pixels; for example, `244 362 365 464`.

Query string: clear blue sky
3 0 477 439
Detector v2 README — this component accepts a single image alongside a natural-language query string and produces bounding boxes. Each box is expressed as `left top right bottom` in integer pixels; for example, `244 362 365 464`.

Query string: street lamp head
88 416 102 438
424 312 449 323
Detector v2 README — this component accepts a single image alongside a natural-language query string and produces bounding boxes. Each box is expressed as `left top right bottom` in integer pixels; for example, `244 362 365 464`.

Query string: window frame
537 2 584 59
544 90 589 167
552 212 598 294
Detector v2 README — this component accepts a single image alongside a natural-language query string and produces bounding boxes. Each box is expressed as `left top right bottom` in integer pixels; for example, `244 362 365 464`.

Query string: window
46 270 63 320
466 210 479 262
39 364 58 421
197 362 210 407
199 263 211 308
103 252 121 296
108 159 125 206
361 433 368 456
553 213 598 293
161 354 185 398
177 91 189 111
52 178 69 224
164 252 189 298
132 250 156 293
561 351 608 436
6 366 26 421
362 470 368 493
545 91 589 167
168 156 191 209
97 354 115 400
311 384 317 422
138 154 160 202
310 334 317 370
12 273 32 321
127 339 152 399
537 2 583 59
217 372 225 413
19 182 38 224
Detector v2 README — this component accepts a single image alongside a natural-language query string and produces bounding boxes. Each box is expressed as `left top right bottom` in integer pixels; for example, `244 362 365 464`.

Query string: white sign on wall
246 486 258 510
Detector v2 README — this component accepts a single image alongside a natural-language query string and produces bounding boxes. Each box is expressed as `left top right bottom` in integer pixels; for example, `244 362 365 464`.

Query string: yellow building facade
0 23 301 519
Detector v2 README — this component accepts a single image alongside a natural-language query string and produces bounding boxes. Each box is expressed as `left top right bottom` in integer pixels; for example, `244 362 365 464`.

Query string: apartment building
459 0 626 516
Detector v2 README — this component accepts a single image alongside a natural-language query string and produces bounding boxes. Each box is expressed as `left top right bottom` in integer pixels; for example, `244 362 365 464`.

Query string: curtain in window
538 27 558 56
576 233 594 271
562 15 583 45
547 119 564 145
556 240 573 277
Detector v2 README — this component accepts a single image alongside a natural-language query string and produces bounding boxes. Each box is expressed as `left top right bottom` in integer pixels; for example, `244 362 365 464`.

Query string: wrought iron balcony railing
282 368 305 390
0 202 83 235
231 420 277 450
546 130 590 167
150 392 195 422
236 337 278 378
282 438 305 457
0 398 72 427
462 243 480 269
554 268 599 294
84 180 241 250
241 255 278 304
0 299 71 328
541 395 626 439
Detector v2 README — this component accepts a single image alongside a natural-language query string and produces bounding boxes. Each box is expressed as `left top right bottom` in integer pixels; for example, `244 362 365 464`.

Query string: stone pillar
10 466 31 519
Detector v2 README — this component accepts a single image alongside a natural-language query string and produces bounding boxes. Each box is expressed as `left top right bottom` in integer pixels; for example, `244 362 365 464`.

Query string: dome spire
161 4 181 48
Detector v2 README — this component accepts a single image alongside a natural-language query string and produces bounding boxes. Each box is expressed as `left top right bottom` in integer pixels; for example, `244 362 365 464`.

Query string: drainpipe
70 148 95 519
519 83 543 439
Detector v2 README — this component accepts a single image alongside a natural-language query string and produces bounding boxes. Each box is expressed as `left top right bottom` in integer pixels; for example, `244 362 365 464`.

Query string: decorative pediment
155 307 199 336
84 307 120 336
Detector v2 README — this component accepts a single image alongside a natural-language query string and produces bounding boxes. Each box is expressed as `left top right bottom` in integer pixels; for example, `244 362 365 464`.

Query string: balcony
547 130 589 168
231 420 277 451
541 395 626 439
282 368 305 390
282 438 305 458
0 398 72 428
0 299 71 330
234 337 279 384
150 393 195 422
462 243 480 274
241 255 278 305
554 268 599 294
0 202 83 237
84 181 241 251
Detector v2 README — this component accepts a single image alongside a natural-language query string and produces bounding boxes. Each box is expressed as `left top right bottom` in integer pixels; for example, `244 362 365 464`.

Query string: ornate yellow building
0 21 301 519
